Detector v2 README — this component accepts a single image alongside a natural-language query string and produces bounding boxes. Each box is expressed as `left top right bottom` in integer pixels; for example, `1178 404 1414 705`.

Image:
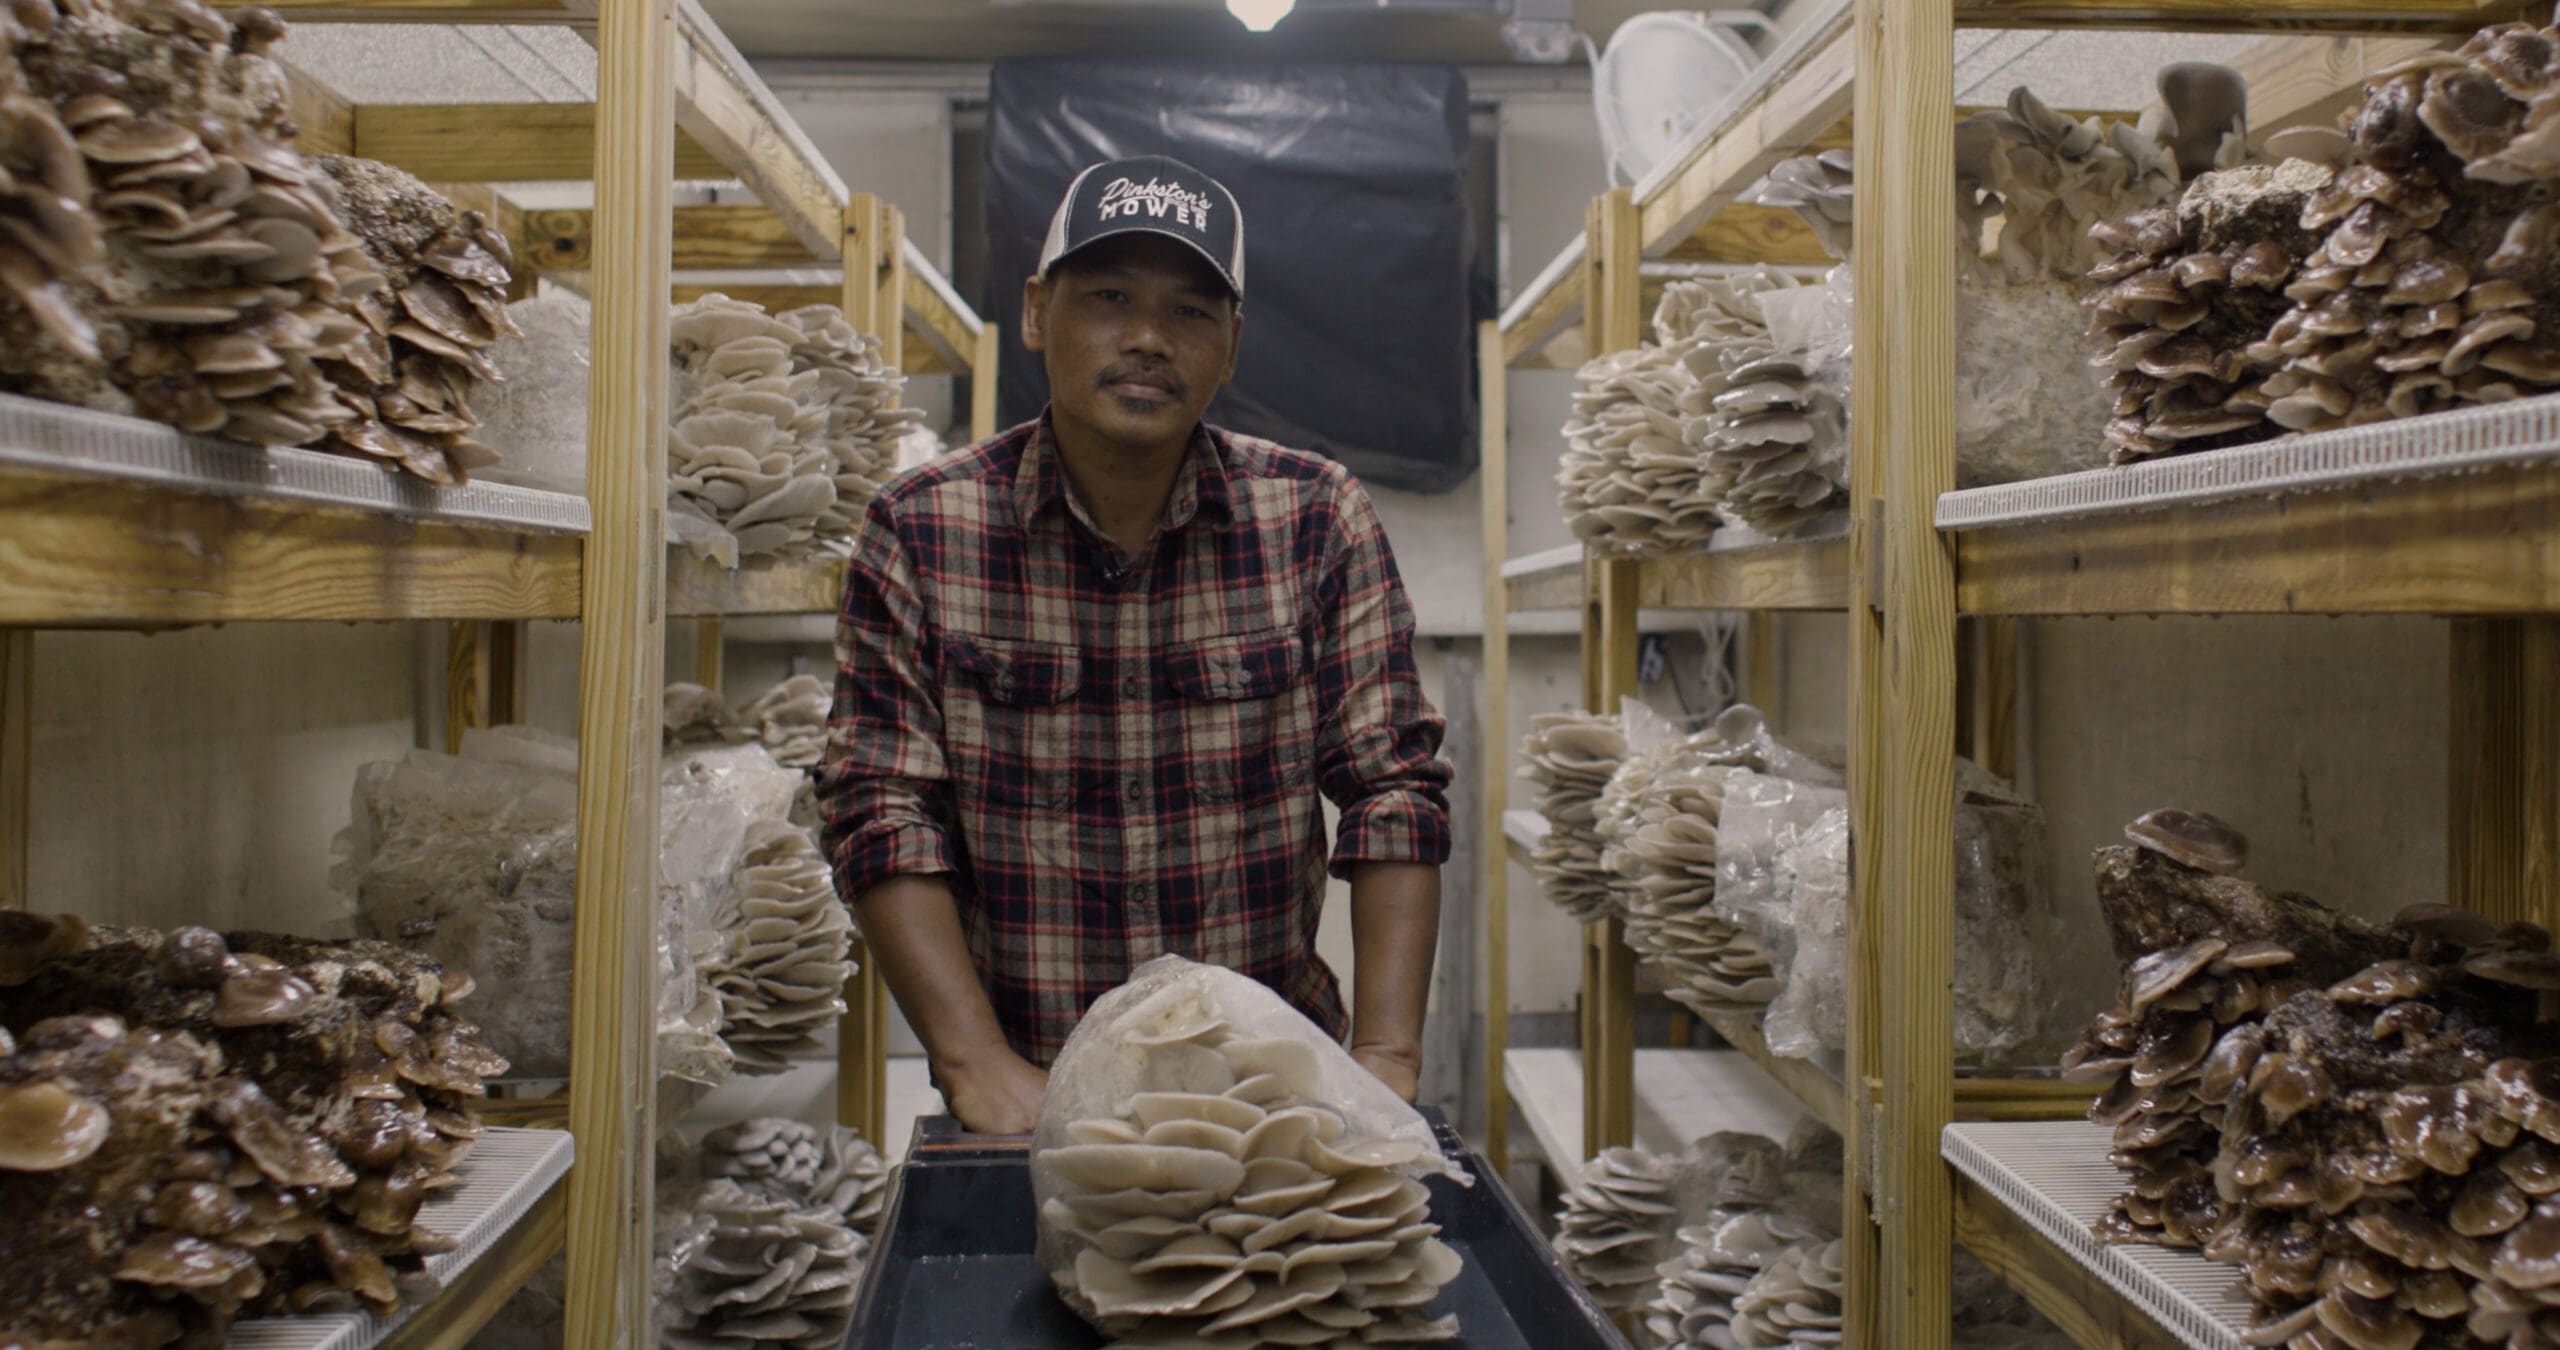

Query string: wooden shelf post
693 617 724 693
1 629 25 912
1856 0 1960 1341
2450 618 2560 930
1578 187 1644 1161
972 321 1002 443
564 0 674 1334
1478 318 1512 1176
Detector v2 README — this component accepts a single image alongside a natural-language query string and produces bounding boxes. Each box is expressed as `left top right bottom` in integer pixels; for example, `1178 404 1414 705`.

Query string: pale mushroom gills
660 1118 889 1349
1034 991 1463 1346
1520 711 1631 923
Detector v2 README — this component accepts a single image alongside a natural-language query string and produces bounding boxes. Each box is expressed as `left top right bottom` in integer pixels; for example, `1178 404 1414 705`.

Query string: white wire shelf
0 391 591 535
1943 1120 2248 1350
1937 393 2560 533
231 1125 575 1350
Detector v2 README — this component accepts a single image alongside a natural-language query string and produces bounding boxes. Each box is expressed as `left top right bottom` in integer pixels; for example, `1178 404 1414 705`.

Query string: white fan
1591 11 1770 186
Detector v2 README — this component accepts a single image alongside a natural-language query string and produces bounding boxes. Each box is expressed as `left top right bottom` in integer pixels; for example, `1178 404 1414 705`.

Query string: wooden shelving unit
0 0 1001 1342
1485 2 2550 1345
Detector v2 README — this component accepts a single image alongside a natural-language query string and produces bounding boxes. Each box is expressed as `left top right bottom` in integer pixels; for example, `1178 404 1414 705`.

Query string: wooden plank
1477 318 1512 1179
665 554 845 617
0 630 24 912
488 621 528 726
692 617 723 692
1951 0 2520 31
523 204 816 273
971 323 1002 442
562 0 671 1335
903 264 975 371
0 470 582 625
878 206 910 376
840 948 888 1147
1969 617 2019 782
1506 558 1584 613
1661 202 1835 267
843 198 895 352
1841 0 1891 1339
280 60 353 158
1955 464 2560 616
219 0 575 18
2449 619 2560 928
1954 1078 2099 1122
1642 537 1853 611
1871 0 1959 1339
353 104 726 183
1637 9 1855 259
667 0 846 262
1951 1172 2189 1350
1744 613 1778 712
446 621 489 755
378 1180 570 1350
1699 1009 1846 1135
2216 34 2452 143
1500 263 1584 368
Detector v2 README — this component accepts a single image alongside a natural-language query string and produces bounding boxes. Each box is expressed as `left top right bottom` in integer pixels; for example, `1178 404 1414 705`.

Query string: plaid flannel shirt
818 412 1453 1065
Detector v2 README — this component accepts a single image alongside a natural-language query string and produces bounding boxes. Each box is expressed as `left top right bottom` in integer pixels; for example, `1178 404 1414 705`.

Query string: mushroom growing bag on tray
1031 955 1469 1346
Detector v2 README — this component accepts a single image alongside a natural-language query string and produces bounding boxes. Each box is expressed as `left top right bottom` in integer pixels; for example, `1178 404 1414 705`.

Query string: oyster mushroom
2125 808 2248 874
0 1079 110 1170
211 965 315 1027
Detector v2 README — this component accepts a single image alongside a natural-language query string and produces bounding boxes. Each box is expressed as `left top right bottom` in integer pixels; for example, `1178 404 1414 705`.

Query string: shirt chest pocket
943 636 1081 811
1160 630 1314 806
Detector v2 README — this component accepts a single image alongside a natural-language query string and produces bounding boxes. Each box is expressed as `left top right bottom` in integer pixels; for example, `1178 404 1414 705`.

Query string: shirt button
1131 880 1155 902
1122 674 1145 699
1123 774 1145 799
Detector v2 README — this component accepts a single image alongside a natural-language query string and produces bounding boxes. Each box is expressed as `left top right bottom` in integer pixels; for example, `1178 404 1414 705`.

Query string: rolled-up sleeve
1310 469 1454 879
819 495 959 904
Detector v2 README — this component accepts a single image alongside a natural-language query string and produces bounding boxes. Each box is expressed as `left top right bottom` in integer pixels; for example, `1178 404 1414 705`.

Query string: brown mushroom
114 1232 260 1292
0 910 88 986
0 1079 110 1171
211 965 316 1028
2125 809 2248 874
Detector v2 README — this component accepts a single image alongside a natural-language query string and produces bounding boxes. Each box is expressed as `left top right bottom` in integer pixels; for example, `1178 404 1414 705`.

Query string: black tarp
984 58 1478 494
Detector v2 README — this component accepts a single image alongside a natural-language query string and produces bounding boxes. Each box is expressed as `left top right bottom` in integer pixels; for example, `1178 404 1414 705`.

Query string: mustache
1097 363 1184 399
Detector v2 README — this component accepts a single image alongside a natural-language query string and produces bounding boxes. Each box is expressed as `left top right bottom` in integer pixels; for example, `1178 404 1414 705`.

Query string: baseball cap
1038 155 1245 300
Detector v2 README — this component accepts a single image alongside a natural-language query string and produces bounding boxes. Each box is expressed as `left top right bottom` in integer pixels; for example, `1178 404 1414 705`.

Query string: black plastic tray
844 1111 1629 1349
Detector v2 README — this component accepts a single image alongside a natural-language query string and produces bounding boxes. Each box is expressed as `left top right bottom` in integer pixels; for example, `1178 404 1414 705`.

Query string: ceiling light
1226 0 1294 31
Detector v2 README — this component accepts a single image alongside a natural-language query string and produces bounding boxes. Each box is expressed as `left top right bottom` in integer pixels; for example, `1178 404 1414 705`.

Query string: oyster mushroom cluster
1558 343 1714 553
1628 1125 1841 1347
1035 1022 1461 1345
700 821 853 1074
1521 711 1630 922
665 681 748 751
1555 1146 1679 1312
1658 268 1848 539
1595 714 1786 1018
2074 808 2560 1348
2093 23 2560 463
667 294 919 563
736 674 829 771
661 1117 889 1350
0 916 502 1346
0 0 519 484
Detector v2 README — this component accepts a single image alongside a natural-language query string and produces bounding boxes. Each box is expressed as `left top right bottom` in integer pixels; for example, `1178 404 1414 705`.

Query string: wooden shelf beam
1951 1173 2189 1350
1698 1010 1847 1135
1636 9 1855 261
353 103 729 182
379 1182 571 1350
665 555 846 618
0 469 583 627
525 203 814 272
1954 462 2560 616
1478 317 1513 1179
666 0 845 261
1950 0 2524 29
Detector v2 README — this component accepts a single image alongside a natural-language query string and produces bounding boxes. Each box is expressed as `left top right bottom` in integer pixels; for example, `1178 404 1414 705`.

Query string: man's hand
937 1049 1050 1135
1351 1043 1421 1103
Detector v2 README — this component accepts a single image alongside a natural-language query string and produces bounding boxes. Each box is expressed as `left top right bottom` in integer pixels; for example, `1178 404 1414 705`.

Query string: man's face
1023 233 1241 456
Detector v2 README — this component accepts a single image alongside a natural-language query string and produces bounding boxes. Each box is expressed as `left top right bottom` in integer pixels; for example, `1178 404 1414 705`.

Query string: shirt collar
1010 407 1236 536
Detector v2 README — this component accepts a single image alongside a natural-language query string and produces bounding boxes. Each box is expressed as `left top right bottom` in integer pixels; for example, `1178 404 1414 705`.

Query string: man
819 155 1453 1135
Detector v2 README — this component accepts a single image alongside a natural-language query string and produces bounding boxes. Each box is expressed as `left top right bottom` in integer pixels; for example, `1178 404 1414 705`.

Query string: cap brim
1045 222 1241 300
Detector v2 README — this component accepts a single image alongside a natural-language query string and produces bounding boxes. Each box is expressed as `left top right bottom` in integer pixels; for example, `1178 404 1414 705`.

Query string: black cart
844 1111 1632 1349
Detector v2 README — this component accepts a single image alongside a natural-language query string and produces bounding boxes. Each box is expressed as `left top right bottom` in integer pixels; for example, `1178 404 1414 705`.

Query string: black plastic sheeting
985 58 1480 495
